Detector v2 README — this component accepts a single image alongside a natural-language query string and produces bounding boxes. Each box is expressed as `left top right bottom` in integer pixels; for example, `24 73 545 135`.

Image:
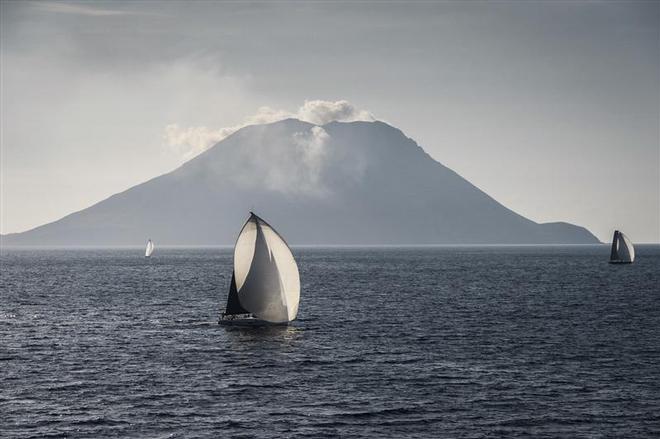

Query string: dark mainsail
610 230 619 261
225 272 249 315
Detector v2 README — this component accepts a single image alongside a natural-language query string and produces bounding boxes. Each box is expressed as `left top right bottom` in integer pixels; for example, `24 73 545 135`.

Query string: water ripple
1 246 659 438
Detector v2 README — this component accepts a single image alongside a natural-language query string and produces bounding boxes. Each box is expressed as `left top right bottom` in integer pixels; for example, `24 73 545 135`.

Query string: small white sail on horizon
145 239 155 258
609 230 634 264
221 212 300 324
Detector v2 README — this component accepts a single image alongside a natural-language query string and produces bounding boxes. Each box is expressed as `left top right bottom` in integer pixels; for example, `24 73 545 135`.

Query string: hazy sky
1 0 659 242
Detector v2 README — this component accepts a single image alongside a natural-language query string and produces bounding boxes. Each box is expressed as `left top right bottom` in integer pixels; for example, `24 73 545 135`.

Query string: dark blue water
1 246 659 438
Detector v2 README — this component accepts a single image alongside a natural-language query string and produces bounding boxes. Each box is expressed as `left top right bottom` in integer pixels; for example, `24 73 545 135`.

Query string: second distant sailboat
609 230 634 264
145 239 155 258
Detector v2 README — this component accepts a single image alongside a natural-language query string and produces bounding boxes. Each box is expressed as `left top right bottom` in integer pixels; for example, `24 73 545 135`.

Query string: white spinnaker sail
145 240 154 257
234 221 258 291
233 214 300 323
618 232 635 262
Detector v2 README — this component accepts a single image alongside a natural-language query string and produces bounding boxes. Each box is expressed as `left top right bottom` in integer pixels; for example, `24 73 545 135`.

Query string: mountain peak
2 119 598 245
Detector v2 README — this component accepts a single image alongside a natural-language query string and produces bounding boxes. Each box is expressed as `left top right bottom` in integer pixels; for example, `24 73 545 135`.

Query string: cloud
244 106 293 125
220 124 363 197
245 126 332 196
297 100 375 125
163 124 236 160
162 106 290 160
164 100 374 160
291 126 331 194
34 2 129 16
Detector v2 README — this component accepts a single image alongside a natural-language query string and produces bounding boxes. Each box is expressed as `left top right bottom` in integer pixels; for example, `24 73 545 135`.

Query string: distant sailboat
145 239 155 258
220 212 300 325
609 230 634 264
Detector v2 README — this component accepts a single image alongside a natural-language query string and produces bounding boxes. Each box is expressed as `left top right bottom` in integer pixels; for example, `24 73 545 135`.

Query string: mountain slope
2 119 598 245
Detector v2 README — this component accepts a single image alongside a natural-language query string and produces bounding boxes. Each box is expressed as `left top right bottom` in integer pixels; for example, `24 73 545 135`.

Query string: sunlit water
1 246 659 438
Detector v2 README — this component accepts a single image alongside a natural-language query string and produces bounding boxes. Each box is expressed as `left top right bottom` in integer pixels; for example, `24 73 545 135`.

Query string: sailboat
220 212 300 325
145 239 155 258
609 230 635 264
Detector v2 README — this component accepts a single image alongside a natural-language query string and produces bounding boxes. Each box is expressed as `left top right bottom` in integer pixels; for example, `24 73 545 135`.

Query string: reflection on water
223 323 302 336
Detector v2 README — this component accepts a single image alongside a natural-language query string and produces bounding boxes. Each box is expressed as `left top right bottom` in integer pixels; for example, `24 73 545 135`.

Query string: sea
1 245 659 438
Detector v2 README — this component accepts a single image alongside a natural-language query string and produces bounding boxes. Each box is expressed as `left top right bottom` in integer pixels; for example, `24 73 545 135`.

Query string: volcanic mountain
2 119 598 245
